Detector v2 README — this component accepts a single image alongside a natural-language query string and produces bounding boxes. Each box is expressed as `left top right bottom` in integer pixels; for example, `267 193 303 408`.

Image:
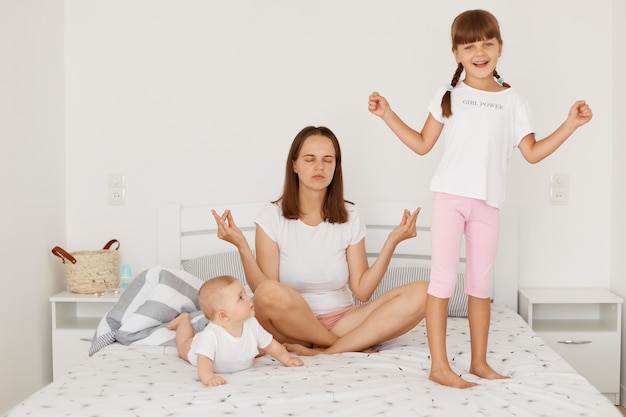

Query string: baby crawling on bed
168 275 303 386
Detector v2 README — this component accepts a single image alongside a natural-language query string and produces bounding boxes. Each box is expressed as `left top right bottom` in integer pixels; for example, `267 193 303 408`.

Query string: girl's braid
493 69 510 88
441 62 464 118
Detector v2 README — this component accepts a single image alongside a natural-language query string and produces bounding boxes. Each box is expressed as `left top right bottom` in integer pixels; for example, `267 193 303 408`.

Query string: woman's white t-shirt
427 81 534 208
255 202 366 315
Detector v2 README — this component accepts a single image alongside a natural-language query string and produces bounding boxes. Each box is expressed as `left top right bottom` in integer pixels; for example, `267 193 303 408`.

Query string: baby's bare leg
168 312 194 362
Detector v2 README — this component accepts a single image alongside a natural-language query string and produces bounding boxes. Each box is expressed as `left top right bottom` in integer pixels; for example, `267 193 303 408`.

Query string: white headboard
356 200 464 268
157 200 517 309
158 201 445 268
158 202 267 270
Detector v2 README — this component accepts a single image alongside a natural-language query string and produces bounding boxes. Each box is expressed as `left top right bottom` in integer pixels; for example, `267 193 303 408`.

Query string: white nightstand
518 288 623 404
50 290 120 379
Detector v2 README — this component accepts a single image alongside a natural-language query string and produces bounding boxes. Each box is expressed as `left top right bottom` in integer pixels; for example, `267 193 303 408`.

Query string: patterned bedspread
10 305 620 417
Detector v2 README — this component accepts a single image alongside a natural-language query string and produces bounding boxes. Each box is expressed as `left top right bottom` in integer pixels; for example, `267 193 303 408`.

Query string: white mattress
10 305 620 417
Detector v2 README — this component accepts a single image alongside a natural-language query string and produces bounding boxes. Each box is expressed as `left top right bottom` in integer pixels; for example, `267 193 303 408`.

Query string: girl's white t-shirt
427 81 534 208
255 202 366 315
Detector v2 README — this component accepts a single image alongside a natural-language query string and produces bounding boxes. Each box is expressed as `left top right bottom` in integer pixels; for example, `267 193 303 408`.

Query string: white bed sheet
10 305 619 417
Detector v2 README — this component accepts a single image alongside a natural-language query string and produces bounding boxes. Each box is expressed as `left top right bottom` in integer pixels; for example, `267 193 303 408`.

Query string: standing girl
368 9 592 388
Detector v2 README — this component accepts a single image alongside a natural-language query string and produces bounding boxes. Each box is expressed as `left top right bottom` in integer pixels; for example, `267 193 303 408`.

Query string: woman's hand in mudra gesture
388 207 421 245
211 209 249 250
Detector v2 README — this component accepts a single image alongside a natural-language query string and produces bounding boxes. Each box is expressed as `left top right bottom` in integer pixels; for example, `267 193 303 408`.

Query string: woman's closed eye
303 156 334 163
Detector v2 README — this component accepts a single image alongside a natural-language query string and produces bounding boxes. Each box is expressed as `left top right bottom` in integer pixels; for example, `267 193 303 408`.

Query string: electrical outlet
108 174 126 205
550 187 568 205
109 188 125 204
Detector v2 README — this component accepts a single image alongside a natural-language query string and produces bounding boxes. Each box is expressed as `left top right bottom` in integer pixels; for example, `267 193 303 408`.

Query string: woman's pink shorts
316 305 358 331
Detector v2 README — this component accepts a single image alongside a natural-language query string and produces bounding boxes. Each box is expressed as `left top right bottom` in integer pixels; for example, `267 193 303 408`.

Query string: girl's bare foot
167 312 189 330
470 362 510 380
429 367 478 389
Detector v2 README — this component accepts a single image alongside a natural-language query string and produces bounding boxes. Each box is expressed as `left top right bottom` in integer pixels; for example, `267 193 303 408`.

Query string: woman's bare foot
167 312 189 330
284 343 324 356
470 362 510 380
429 367 478 389
284 343 380 356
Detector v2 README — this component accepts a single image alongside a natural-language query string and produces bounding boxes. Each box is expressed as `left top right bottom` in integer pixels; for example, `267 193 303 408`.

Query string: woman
212 126 427 355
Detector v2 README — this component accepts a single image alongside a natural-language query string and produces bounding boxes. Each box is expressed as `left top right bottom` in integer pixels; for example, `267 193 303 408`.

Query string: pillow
183 254 469 317
90 267 207 356
182 251 251 294
355 266 468 317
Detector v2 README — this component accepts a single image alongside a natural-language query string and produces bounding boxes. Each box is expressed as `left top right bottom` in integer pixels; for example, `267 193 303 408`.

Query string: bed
9 201 621 417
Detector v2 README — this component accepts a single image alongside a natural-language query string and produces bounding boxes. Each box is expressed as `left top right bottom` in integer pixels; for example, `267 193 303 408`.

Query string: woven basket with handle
51 239 120 294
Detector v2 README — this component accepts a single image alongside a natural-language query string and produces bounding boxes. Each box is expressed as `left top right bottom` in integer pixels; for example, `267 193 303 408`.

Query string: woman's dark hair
441 9 510 118
275 126 348 223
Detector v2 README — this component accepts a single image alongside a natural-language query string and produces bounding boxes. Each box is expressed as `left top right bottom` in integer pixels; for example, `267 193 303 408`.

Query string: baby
168 275 303 386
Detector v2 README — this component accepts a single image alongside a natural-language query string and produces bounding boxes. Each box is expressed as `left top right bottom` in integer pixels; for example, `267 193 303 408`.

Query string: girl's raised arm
518 100 592 164
368 92 443 155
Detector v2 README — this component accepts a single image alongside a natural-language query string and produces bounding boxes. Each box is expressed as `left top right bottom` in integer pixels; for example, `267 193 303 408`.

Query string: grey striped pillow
182 254 468 317
356 266 468 318
182 251 249 290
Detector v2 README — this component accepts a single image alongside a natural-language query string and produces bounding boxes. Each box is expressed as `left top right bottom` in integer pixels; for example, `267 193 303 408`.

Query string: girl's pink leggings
428 192 500 299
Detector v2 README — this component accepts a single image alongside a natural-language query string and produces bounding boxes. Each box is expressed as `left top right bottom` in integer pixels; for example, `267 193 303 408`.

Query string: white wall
612 0 626 404
0 0 65 415
64 0 612 292
3 0 622 413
